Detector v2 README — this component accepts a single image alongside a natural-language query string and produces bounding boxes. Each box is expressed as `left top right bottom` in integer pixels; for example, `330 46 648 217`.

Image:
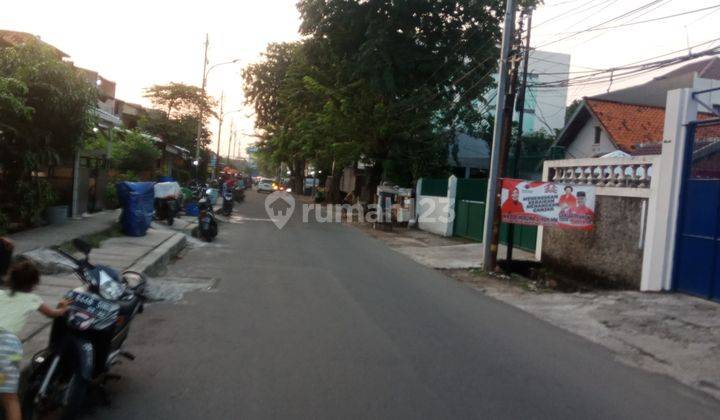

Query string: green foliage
17 178 58 226
565 99 582 125
111 130 161 173
244 0 536 193
138 110 208 151
520 131 557 156
144 82 216 119
0 39 97 226
173 168 192 183
104 170 139 209
141 83 215 178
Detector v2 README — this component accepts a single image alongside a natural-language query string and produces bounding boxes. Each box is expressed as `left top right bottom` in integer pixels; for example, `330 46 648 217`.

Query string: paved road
99 191 720 419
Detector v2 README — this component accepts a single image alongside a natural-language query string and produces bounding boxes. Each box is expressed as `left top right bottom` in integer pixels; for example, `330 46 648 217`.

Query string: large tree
0 40 97 226
141 82 216 175
245 0 523 200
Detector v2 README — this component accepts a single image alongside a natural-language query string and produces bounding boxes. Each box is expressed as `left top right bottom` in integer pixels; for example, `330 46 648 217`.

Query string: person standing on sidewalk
0 243 68 420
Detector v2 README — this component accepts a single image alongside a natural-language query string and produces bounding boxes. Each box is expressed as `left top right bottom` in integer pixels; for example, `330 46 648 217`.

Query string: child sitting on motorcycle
0 245 69 420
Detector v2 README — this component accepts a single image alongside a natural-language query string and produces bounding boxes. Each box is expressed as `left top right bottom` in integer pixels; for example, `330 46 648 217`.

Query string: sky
2 0 719 157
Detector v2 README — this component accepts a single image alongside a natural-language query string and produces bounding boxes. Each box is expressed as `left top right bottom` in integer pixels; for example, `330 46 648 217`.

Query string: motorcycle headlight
99 270 125 300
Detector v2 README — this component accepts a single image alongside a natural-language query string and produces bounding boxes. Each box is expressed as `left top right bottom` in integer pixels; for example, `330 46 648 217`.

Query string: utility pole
506 8 533 262
194 34 209 180
482 0 517 271
226 121 235 166
211 91 225 179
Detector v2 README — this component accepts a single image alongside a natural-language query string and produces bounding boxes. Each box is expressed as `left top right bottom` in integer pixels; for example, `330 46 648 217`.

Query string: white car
256 178 276 193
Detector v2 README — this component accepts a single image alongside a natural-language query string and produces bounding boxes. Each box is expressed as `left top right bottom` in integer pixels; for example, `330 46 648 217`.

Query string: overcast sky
2 0 719 156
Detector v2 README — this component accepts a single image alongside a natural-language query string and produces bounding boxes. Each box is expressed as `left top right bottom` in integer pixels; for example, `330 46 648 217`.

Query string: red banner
500 179 595 230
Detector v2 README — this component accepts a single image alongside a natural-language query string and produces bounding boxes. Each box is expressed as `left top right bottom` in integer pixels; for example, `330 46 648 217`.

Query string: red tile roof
585 99 666 153
585 99 720 153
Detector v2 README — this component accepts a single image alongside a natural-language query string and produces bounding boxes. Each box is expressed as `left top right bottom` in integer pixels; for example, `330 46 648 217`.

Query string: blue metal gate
674 119 720 302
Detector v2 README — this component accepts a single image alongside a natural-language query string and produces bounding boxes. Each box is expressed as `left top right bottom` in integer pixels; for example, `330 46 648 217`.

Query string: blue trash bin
185 202 199 217
116 181 155 237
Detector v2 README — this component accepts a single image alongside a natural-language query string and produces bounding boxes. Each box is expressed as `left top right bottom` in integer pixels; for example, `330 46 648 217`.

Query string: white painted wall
416 176 457 237
565 114 617 158
417 196 453 236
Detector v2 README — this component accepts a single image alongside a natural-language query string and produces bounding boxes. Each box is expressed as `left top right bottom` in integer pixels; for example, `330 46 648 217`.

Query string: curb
127 232 187 277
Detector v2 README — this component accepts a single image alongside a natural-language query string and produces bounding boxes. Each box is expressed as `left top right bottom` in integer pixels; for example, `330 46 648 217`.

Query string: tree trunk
291 159 305 193
325 175 341 203
361 162 383 204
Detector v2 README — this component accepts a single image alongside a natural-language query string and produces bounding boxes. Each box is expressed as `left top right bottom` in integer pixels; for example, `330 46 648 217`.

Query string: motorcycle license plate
65 291 119 330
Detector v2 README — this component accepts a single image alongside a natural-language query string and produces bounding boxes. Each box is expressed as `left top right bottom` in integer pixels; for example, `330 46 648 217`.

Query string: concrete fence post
641 88 697 291
415 178 423 222
446 175 458 237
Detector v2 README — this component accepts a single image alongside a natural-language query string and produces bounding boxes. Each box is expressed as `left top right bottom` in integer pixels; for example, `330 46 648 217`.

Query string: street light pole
226 125 234 166
211 91 224 179
192 33 241 181
194 34 209 181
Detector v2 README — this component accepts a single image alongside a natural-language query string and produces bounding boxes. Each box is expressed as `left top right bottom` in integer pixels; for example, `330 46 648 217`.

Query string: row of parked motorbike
153 180 247 243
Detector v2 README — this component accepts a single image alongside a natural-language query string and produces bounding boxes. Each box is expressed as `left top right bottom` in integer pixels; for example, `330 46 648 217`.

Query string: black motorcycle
232 184 245 203
197 188 218 242
154 197 178 226
21 239 146 420
221 189 234 216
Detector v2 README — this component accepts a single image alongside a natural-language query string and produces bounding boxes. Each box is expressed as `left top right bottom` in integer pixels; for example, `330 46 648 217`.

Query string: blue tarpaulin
116 181 155 237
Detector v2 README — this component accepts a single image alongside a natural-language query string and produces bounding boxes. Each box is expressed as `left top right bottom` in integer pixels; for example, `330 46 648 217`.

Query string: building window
594 126 601 145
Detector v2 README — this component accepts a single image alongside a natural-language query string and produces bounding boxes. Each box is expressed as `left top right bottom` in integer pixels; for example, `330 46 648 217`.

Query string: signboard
500 178 595 230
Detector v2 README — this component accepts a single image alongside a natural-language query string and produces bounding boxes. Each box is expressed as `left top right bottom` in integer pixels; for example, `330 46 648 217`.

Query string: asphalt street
98 191 720 419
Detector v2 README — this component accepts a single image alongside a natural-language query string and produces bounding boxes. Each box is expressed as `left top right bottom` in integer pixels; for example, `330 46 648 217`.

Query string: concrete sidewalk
18 228 187 368
9 210 120 254
353 223 535 269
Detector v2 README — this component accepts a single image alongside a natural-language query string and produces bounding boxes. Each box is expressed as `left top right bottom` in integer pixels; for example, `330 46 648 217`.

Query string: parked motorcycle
221 190 234 216
154 181 182 226
232 184 245 202
198 188 218 242
154 197 178 226
21 239 146 420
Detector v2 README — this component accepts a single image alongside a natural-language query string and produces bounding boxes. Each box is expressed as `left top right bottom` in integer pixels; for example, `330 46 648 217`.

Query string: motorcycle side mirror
72 239 92 256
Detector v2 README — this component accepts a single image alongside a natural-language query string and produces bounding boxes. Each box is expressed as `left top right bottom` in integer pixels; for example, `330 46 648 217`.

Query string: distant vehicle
256 178 276 193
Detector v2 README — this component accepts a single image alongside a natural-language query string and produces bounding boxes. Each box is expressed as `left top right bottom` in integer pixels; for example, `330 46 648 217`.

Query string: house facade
557 57 720 158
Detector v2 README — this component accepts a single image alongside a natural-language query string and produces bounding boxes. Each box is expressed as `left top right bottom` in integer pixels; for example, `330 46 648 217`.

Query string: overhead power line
530 46 720 88
551 4 720 35
534 0 666 49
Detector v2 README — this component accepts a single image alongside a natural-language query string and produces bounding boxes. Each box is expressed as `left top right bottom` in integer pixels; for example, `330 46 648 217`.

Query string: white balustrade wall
545 156 658 197
537 156 661 289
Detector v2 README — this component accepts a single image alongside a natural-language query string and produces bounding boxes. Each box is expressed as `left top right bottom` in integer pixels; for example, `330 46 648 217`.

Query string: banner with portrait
500 178 596 230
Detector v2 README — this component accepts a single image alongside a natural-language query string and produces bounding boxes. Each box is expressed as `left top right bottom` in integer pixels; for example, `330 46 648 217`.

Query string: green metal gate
453 178 537 252
454 179 487 241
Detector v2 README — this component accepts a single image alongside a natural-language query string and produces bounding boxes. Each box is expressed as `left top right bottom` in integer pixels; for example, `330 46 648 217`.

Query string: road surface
99 191 720 419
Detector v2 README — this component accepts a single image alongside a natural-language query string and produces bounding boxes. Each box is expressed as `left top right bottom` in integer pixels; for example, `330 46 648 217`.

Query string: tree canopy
0 40 97 226
244 0 525 197
144 82 216 119
140 82 215 175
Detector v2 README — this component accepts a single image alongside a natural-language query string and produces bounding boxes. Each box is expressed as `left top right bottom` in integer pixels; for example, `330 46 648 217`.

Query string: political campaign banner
500 178 596 230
